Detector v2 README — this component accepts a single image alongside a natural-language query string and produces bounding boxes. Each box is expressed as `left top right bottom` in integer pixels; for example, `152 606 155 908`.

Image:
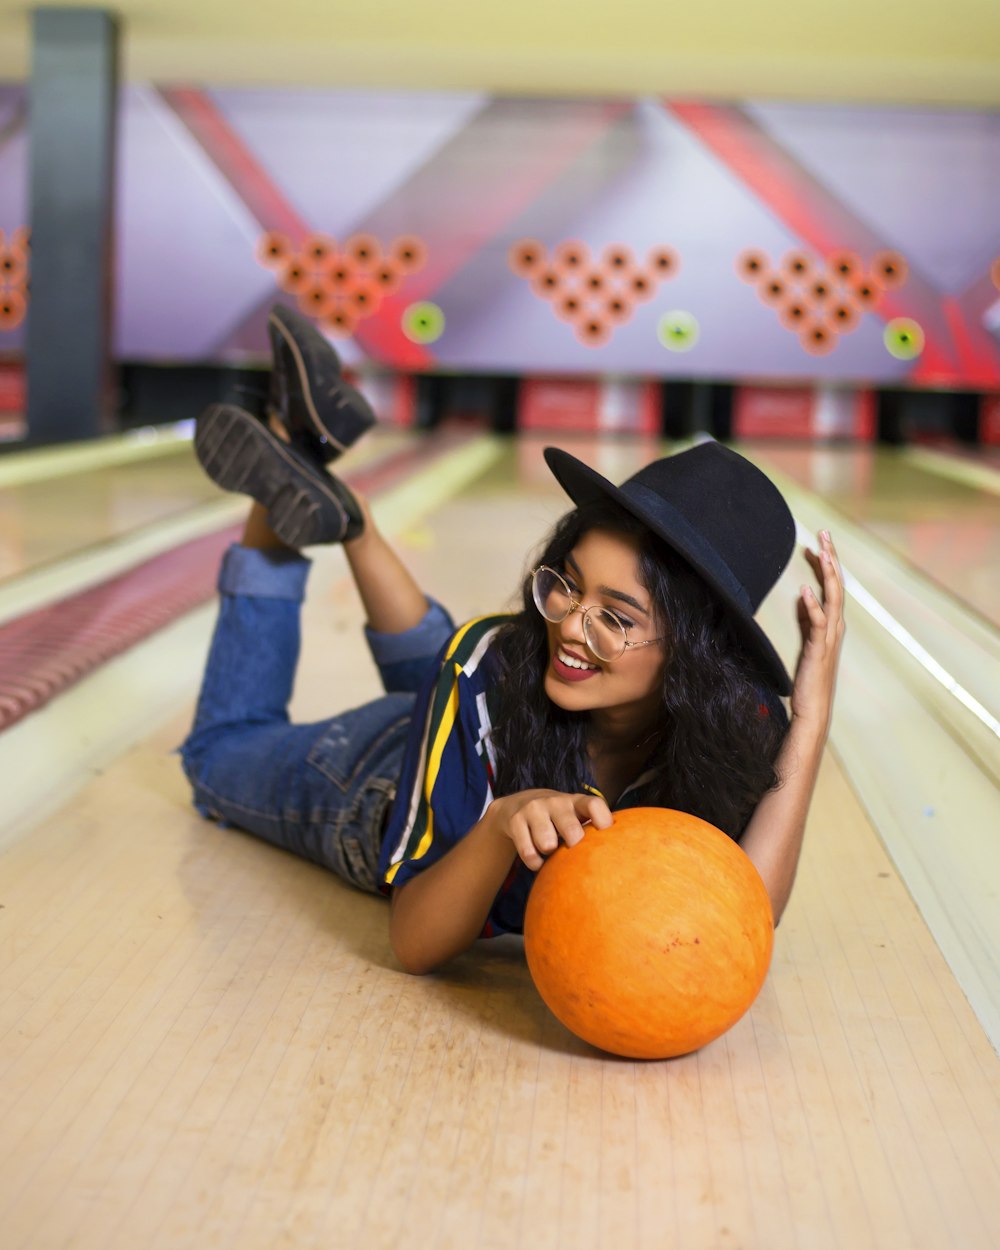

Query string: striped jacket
377 614 659 937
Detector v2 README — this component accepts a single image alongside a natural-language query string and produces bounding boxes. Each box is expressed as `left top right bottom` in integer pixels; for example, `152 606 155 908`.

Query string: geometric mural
1 84 999 389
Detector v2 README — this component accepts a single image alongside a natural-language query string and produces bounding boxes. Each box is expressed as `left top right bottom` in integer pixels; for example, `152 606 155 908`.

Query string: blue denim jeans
180 544 454 893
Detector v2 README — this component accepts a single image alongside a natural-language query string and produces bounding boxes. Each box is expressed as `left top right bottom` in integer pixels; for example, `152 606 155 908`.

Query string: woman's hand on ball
488 789 613 871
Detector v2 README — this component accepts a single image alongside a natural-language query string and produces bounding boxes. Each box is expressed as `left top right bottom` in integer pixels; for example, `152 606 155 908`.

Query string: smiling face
541 526 668 735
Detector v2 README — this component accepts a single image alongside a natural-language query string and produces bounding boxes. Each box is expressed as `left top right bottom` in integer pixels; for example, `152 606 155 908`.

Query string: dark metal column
26 7 120 445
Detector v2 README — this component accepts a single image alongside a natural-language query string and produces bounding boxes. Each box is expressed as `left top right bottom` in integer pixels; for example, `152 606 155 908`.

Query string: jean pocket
305 693 415 794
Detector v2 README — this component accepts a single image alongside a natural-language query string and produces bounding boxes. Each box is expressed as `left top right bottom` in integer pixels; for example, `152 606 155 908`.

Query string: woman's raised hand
792 530 846 740
487 789 613 871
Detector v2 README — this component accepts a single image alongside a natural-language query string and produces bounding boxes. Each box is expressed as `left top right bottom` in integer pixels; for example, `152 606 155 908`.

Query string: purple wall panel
2 83 999 387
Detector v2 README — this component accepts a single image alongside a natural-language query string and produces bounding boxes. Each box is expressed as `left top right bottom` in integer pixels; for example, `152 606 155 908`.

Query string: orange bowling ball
523 807 774 1059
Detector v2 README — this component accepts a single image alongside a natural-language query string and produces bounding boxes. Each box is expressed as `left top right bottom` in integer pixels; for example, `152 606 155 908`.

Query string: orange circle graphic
630 272 656 302
830 301 860 332
647 246 678 277
575 316 611 347
256 231 292 269
853 280 880 309
297 283 336 318
602 244 634 274
373 263 402 294
737 249 769 283
760 276 787 305
346 234 381 267
509 239 546 276
532 268 562 298
870 251 908 289
321 307 358 338
800 321 836 355
0 287 26 330
302 233 337 268
0 248 26 285
553 241 590 275
391 236 427 273
555 294 583 323
828 252 861 283
278 260 310 293
605 295 633 324
783 251 812 280
780 302 810 330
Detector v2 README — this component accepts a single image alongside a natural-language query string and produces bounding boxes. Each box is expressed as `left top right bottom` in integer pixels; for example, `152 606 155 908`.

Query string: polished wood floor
1 428 998 1250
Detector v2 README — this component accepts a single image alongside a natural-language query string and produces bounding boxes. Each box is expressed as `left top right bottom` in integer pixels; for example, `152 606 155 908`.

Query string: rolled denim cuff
217 543 311 601
364 597 454 669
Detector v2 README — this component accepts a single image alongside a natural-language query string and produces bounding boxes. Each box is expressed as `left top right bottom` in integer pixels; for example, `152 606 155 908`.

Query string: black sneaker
267 304 377 463
194 403 364 547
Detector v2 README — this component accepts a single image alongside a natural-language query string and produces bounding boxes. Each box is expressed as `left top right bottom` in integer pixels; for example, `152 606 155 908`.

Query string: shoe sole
195 405 354 547
268 308 376 456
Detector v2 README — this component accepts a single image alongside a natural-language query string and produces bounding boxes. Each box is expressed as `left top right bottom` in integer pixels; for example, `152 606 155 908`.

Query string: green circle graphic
884 318 924 361
402 301 445 344
657 310 700 352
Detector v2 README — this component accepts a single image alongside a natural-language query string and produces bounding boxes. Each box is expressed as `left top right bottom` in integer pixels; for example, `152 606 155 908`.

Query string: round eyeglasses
531 565 664 663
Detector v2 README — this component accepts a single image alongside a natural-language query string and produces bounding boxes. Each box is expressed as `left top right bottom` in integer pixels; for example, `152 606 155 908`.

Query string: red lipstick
551 647 600 683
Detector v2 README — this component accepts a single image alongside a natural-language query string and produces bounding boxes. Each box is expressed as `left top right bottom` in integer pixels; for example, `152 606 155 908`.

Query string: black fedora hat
543 442 796 693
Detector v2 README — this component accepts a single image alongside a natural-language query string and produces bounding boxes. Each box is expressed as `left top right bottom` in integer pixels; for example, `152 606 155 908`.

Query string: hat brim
544 447 792 695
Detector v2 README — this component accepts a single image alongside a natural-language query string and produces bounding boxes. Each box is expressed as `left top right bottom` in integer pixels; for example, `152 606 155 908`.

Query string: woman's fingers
504 791 613 870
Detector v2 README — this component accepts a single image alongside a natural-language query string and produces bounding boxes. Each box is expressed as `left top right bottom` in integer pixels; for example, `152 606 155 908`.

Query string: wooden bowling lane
749 443 1000 627
0 423 420 587
0 433 998 1250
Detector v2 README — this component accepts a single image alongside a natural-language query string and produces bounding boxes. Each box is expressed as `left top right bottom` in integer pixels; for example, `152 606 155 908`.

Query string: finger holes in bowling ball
575 317 611 347
347 234 381 267
737 249 769 282
0 288 26 330
532 268 562 298
760 277 786 305
783 251 812 279
884 317 924 360
509 239 546 276
391 236 427 273
871 251 908 289
322 307 358 339
647 246 678 276
602 244 634 272
402 301 445 345
278 261 310 293
828 252 860 282
554 241 589 274
657 310 699 353
257 231 292 268
801 322 836 355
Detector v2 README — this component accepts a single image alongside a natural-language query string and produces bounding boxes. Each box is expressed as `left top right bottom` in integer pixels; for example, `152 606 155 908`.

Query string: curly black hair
489 498 788 839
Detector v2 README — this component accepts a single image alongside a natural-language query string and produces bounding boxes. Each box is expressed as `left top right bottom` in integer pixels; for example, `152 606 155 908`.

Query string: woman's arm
739 530 845 924
389 790 612 974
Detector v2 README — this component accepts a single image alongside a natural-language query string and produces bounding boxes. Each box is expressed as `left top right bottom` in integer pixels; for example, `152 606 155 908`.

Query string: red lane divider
0 429 479 735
